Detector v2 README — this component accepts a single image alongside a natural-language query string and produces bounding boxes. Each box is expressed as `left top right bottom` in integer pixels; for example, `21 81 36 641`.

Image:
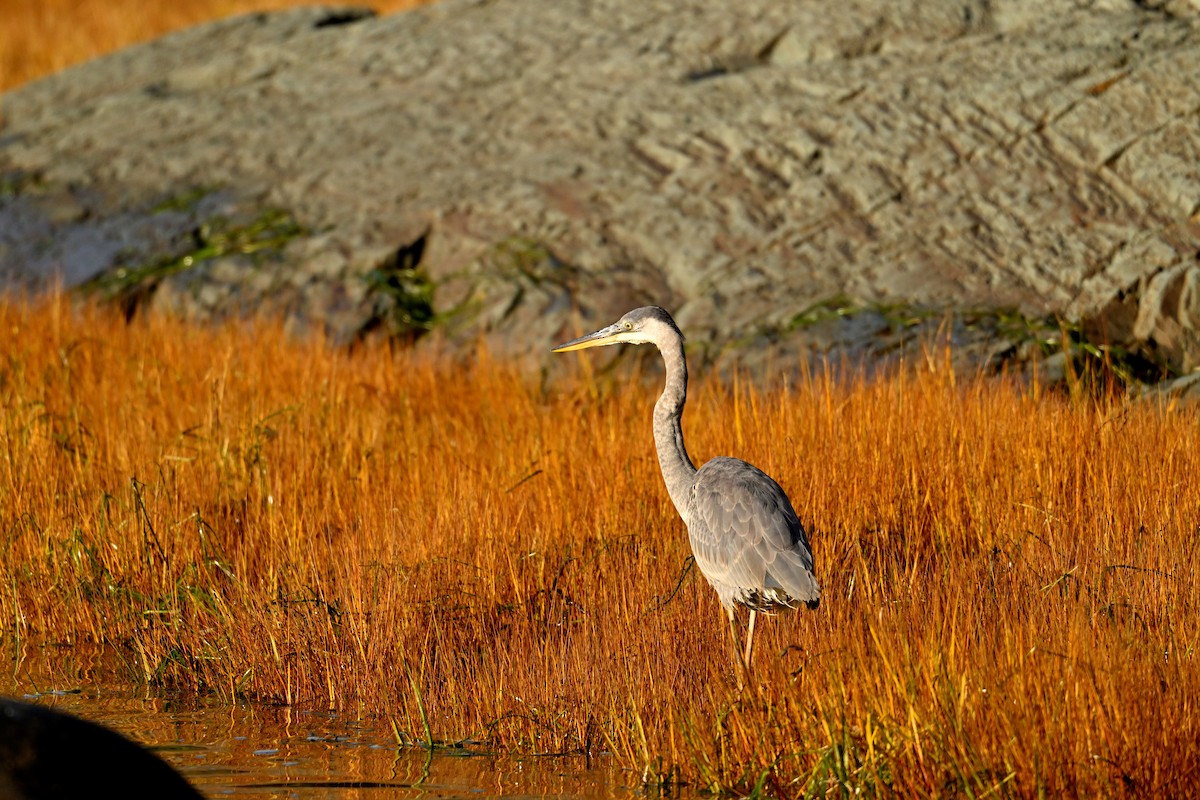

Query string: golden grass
2 294 1199 795
0 0 429 93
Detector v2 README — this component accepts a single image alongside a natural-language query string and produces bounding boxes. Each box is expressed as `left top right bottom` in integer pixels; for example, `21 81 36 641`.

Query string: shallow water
3 644 636 799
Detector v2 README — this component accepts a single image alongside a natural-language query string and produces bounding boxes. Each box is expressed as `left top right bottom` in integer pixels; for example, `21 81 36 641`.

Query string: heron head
551 306 682 352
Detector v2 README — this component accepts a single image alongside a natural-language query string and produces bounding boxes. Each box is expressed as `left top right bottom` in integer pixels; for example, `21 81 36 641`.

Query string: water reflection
3 645 633 799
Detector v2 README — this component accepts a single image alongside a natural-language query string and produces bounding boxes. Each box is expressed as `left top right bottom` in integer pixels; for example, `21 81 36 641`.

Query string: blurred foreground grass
0 0 429 93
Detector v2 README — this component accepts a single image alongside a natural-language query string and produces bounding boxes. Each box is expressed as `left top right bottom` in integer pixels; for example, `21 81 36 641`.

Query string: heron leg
725 607 749 690
743 608 758 675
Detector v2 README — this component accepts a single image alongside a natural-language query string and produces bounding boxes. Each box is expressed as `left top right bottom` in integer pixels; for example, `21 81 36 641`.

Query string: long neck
653 333 698 521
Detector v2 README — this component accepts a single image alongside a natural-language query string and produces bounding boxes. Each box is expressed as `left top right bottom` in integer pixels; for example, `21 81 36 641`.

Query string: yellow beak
551 323 626 352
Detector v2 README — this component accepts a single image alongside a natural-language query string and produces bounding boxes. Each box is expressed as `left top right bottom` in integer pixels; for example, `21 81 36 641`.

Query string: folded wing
685 456 820 611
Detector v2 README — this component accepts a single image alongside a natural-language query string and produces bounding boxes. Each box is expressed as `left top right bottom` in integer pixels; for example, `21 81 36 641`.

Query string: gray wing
685 457 820 611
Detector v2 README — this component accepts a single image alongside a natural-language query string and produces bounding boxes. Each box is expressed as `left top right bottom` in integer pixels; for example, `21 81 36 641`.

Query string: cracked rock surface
2 0 1199 377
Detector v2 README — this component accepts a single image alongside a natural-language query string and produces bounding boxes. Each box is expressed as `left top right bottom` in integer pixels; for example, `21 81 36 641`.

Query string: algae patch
362 230 437 339
445 236 577 330
82 207 303 312
757 295 1177 391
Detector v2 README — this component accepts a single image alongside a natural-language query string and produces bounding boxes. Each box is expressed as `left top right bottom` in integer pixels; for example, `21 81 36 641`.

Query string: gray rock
2 0 1199 379
1139 369 1200 404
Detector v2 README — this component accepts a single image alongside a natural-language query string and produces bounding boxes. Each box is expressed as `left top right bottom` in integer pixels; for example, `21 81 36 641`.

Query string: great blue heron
553 306 819 681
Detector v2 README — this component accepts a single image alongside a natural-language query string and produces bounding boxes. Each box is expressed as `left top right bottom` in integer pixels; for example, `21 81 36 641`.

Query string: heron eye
622 321 633 331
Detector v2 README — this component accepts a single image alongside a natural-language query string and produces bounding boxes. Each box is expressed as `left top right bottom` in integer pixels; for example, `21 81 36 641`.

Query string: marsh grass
2 295 1198 795
0 0 429 93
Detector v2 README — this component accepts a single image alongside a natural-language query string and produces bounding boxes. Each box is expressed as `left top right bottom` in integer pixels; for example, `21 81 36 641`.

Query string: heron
552 306 819 682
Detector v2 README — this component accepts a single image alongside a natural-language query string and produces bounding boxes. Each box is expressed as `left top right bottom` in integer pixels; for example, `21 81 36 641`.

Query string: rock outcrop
2 0 1199 378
